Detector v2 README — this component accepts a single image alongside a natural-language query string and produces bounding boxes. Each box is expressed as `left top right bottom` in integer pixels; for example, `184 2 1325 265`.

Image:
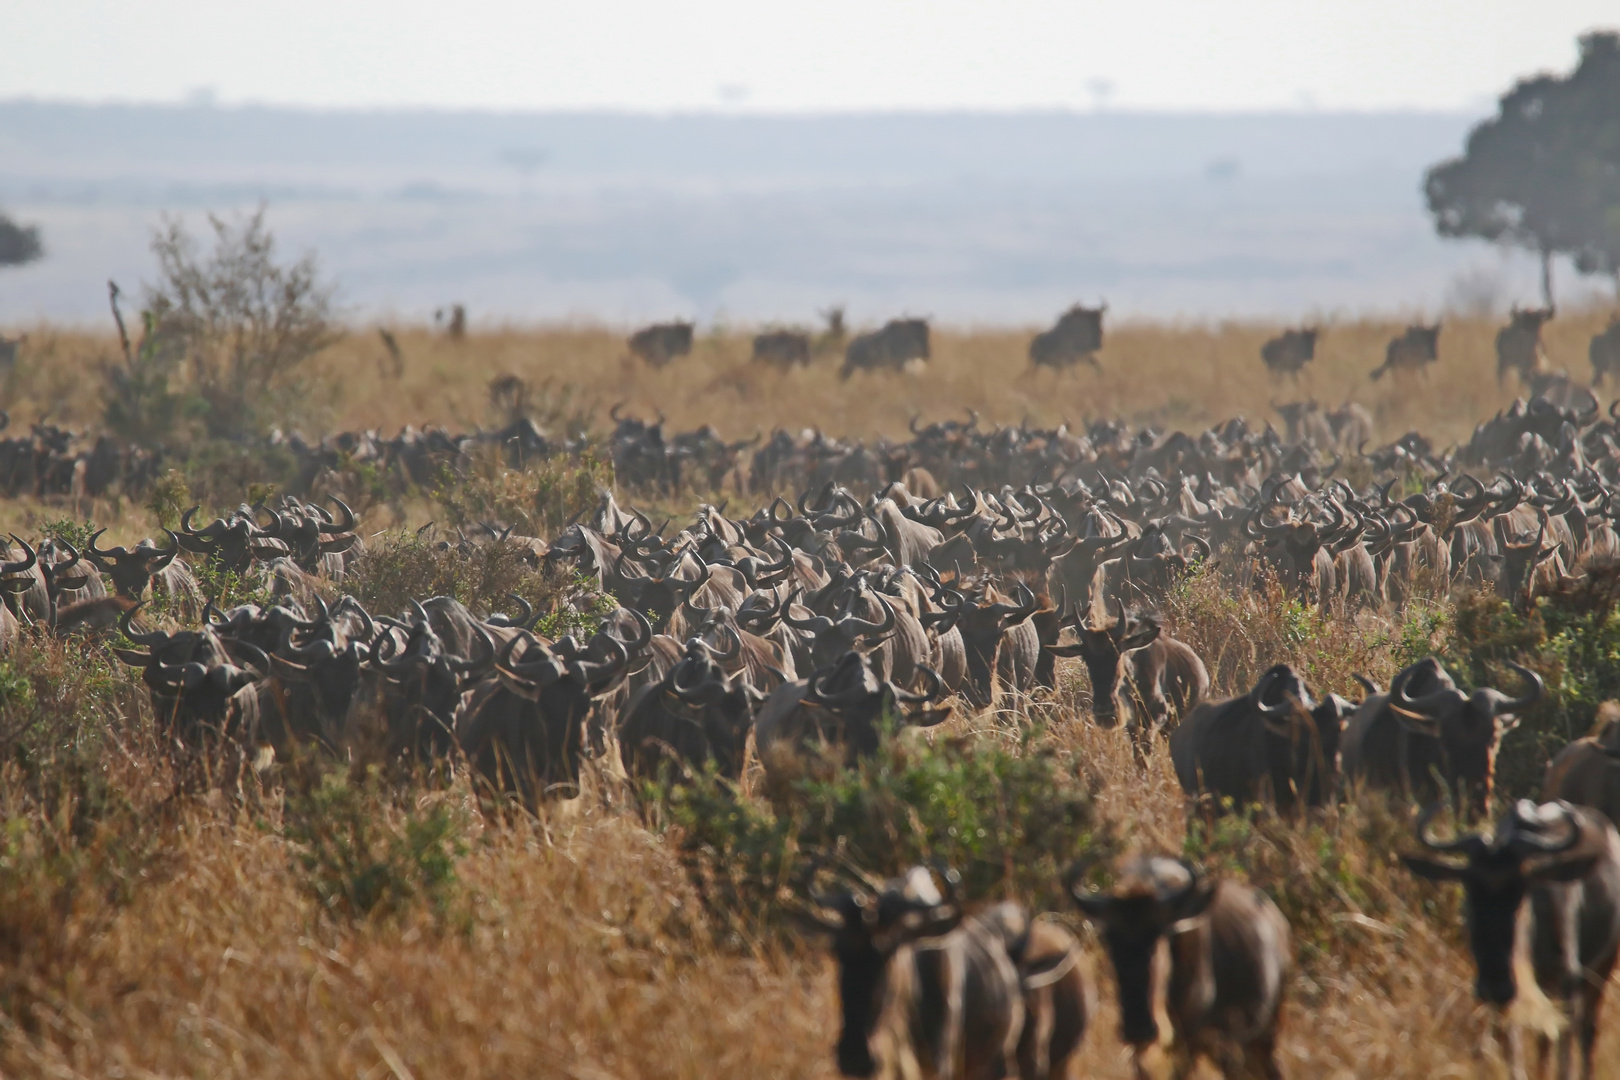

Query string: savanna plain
0 308 1617 1079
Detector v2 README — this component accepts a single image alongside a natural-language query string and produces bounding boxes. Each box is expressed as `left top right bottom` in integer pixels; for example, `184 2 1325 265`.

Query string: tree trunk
1540 249 1555 309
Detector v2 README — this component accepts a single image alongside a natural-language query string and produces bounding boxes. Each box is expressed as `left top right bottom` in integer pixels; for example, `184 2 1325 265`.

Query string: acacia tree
1425 31 1620 306
0 211 43 268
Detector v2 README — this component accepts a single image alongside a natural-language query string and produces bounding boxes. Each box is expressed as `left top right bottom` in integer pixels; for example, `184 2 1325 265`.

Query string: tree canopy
1425 31 1620 303
0 211 43 268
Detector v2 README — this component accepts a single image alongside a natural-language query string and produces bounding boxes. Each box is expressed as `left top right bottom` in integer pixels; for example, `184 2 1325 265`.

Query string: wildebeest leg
1240 1034 1283 1080
1576 978 1604 1080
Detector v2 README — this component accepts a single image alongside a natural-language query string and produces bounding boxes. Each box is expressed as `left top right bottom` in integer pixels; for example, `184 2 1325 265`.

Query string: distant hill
0 101 1567 324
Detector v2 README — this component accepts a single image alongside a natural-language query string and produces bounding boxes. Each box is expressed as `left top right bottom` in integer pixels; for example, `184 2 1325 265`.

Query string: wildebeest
458 618 645 807
752 329 812 368
1029 304 1105 370
1340 657 1542 814
1051 601 1208 745
1369 322 1441 381
1543 702 1620 825
1402 800 1620 1080
1591 317 1620 385
1170 663 1356 812
753 651 948 780
617 633 764 780
86 528 201 617
1496 305 1554 383
628 321 695 367
842 318 930 379
1260 327 1318 379
1066 855 1291 1079
799 865 1072 1080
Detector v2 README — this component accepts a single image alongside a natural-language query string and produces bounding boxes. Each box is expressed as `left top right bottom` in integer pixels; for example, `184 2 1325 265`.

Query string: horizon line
0 96 1485 121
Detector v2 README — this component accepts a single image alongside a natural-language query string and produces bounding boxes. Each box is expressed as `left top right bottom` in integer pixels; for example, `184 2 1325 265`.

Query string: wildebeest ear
1119 624 1161 652
1400 854 1470 882
907 707 952 729
1171 876 1219 923
1068 888 1114 920
1391 705 1443 738
1044 643 1089 658
0 576 35 593
1527 854 1599 885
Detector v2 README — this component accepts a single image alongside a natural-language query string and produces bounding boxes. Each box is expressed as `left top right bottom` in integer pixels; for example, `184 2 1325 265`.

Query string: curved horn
319 497 356 534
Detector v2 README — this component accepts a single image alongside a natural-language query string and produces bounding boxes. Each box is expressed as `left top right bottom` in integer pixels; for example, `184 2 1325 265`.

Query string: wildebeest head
1387 658 1542 809
784 587 898 671
1065 855 1217 1046
951 581 1040 708
797 865 964 1077
1052 598 1161 728
87 528 181 598
1402 799 1596 1005
177 505 287 573
801 651 950 762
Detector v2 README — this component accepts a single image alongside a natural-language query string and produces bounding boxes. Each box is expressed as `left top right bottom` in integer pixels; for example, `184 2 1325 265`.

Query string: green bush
665 724 1105 940
1444 567 1620 797
282 767 465 922
433 451 613 537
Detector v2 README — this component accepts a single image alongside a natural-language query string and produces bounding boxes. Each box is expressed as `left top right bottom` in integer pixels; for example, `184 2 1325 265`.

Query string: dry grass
3 716 1615 1079
1 311 1619 1077
8 308 1617 451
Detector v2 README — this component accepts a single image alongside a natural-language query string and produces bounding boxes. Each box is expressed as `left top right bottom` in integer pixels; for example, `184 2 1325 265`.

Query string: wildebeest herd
12 337 1620 1076
624 304 1620 390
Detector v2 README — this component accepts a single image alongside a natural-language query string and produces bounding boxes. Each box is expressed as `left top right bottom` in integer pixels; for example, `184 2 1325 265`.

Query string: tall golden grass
0 312 1618 1078
8 307 1617 448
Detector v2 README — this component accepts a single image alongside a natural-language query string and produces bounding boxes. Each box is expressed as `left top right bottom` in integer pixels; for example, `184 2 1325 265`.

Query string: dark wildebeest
800 865 1088 1080
1340 657 1542 815
950 581 1042 711
628 321 695 367
1051 601 1208 746
1543 702 1620 826
1590 318 1620 386
1402 800 1620 1080
1170 663 1356 813
753 651 948 782
1029 303 1105 370
1066 855 1291 1080
1260 327 1318 379
85 528 202 618
1496 305 1554 383
752 329 812 368
1369 322 1441 381
617 633 763 780
842 318 930 379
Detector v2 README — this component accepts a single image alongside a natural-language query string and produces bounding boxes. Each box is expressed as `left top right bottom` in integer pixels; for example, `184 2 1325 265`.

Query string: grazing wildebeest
1029 304 1105 370
1066 855 1291 1080
798 865 1027 1080
1402 800 1620 1080
1591 317 1620 386
1051 601 1208 745
1496 305 1554 383
1170 663 1356 812
1543 702 1620 826
842 318 930 379
1369 322 1441 381
628 321 695 367
1260 327 1318 379
752 329 812 368
1340 657 1542 814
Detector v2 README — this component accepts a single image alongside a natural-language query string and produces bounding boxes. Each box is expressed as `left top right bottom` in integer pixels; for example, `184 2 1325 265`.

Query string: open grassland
8 308 1617 448
1 310 1619 1078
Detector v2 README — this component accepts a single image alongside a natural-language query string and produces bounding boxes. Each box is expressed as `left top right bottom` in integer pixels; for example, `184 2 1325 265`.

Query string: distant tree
144 206 340 439
0 211 43 268
1425 31 1620 305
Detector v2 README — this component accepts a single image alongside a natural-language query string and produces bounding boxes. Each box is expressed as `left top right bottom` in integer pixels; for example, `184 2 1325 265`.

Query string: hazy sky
6 0 1616 113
